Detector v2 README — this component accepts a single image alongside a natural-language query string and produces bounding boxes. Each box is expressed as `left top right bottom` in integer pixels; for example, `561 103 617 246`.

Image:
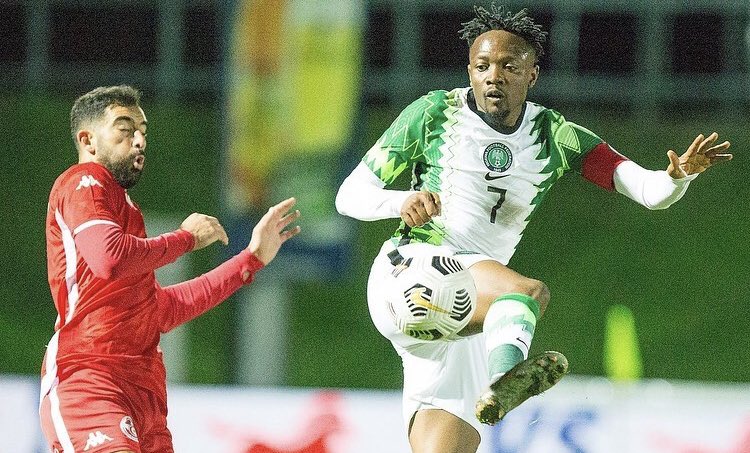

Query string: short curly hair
70 85 142 149
458 3 548 62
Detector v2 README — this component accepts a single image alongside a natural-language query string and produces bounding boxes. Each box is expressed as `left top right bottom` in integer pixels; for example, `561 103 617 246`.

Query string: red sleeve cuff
581 143 630 191
236 249 265 284
174 228 196 253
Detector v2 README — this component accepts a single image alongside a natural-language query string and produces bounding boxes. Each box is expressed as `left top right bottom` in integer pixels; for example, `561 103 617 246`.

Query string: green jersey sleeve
362 93 437 186
531 107 604 175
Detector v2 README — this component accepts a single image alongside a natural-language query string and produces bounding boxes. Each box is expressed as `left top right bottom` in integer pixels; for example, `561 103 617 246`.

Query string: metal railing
1 0 748 115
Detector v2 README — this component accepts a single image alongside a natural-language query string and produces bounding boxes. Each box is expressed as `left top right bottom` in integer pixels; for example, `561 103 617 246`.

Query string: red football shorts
39 368 173 453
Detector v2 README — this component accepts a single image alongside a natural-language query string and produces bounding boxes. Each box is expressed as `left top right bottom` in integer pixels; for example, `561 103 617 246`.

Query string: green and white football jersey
363 87 605 265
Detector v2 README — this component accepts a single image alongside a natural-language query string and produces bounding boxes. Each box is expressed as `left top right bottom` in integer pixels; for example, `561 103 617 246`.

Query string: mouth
485 90 504 101
133 154 145 171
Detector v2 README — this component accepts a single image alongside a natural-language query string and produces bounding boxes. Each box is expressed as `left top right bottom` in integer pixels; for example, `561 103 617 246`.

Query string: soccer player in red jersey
39 85 301 453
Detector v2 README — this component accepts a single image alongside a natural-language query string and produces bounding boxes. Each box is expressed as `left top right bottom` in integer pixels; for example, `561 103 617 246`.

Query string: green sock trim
488 344 525 376
493 293 541 319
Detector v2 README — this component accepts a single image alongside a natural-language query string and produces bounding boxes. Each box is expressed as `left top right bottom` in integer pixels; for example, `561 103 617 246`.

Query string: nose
487 65 504 85
133 130 146 149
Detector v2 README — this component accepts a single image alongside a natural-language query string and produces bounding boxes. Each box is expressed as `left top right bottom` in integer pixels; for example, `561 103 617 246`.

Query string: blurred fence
0 1 747 113
5 374 750 453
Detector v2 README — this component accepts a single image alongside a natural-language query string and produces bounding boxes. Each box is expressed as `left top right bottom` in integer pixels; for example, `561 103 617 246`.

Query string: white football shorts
367 240 493 435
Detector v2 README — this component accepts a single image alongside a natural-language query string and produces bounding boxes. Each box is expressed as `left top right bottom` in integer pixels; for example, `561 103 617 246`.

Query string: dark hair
70 85 142 149
458 3 548 62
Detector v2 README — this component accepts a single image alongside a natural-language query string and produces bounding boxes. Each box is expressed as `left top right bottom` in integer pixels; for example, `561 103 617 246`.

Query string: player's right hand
401 191 441 227
180 213 229 251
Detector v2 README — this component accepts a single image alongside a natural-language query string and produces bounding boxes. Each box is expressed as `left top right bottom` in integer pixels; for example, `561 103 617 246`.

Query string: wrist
175 228 196 251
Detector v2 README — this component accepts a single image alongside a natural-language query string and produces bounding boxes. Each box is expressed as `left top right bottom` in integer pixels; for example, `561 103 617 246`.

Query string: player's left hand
666 132 732 179
247 197 301 265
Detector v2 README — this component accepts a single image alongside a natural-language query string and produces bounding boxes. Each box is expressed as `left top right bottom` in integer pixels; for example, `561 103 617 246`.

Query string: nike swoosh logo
484 172 509 181
410 288 451 314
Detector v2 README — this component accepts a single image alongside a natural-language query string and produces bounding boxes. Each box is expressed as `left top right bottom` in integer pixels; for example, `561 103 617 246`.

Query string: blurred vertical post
604 304 643 382
145 213 190 383
225 0 362 385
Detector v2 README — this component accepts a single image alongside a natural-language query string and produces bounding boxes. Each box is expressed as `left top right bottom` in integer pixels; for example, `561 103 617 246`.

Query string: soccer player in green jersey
336 4 732 452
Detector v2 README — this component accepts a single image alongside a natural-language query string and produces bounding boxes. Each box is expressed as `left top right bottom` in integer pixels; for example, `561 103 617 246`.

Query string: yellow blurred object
604 304 643 382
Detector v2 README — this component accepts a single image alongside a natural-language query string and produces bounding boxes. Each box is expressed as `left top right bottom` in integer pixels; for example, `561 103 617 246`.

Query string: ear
76 129 96 158
467 63 472 80
528 65 539 89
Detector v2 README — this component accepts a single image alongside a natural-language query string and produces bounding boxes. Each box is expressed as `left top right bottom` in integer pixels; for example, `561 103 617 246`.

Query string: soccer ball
386 253 477 341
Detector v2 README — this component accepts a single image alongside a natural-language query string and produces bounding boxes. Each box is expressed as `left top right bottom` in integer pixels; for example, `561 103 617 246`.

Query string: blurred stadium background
0 1 748 452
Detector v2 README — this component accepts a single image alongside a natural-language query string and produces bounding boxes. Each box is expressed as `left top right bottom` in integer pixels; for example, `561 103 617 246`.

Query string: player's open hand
666 132 732 179
181 213 229 251
247 197 301 265
401 191 441 227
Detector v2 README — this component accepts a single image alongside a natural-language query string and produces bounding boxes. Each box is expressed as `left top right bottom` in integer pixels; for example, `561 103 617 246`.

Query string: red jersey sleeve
57 163 194 279
75 224 194 279
580 143 630 191
155 249 265 332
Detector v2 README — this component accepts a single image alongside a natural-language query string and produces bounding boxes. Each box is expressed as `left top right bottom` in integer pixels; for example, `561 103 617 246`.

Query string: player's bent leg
409 409 480 453
458 260 567 425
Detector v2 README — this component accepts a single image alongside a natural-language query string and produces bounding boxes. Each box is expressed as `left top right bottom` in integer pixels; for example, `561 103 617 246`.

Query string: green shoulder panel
526 106 604 220
363 90 454 186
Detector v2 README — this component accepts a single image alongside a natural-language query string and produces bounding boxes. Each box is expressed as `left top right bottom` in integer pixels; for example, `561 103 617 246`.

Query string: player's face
467 30 538 128
92 105 148 189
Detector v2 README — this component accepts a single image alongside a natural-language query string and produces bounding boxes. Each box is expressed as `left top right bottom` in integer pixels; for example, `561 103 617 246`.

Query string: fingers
214 219 229 246
270 197 297 217
424 192 441 217
666 150 685 178
709 153 733 163
684 134 704 158
704 140 732 160
679 132 733 174
278 209 301 231
181 213 229 250
280 225 302 243
203 215 228 246
401 192 441 227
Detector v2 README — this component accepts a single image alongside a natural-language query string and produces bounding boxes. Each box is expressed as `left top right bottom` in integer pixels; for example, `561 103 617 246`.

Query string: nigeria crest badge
483 143 513 172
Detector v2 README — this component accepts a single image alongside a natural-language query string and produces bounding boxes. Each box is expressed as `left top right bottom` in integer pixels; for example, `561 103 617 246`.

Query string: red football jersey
42 162 192 399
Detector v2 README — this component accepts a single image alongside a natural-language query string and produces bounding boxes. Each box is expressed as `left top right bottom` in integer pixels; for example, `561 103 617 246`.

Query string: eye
476 64 488 71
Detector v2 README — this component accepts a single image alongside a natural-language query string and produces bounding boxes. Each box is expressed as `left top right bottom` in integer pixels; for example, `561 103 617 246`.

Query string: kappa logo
76 175 103 190
83 431 113 451
120 416 139 442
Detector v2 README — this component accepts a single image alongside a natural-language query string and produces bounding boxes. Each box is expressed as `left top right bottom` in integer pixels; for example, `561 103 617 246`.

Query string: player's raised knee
516 278 549 316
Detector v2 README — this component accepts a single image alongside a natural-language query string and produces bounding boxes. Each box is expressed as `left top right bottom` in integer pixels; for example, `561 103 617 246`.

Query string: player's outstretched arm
156 198 300 332
666 132 732 178
247 197 301 265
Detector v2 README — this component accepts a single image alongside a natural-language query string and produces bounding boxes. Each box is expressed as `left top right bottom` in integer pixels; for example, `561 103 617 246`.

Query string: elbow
87 258 123 280
644 196 678 211
334 187 350 217
88 263 116 280
646 202 673 211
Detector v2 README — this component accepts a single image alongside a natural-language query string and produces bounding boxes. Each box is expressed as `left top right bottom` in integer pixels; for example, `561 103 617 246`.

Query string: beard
99 152 143 189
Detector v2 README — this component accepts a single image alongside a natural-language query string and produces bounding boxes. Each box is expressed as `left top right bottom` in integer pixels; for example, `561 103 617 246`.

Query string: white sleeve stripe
73 219 120 236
